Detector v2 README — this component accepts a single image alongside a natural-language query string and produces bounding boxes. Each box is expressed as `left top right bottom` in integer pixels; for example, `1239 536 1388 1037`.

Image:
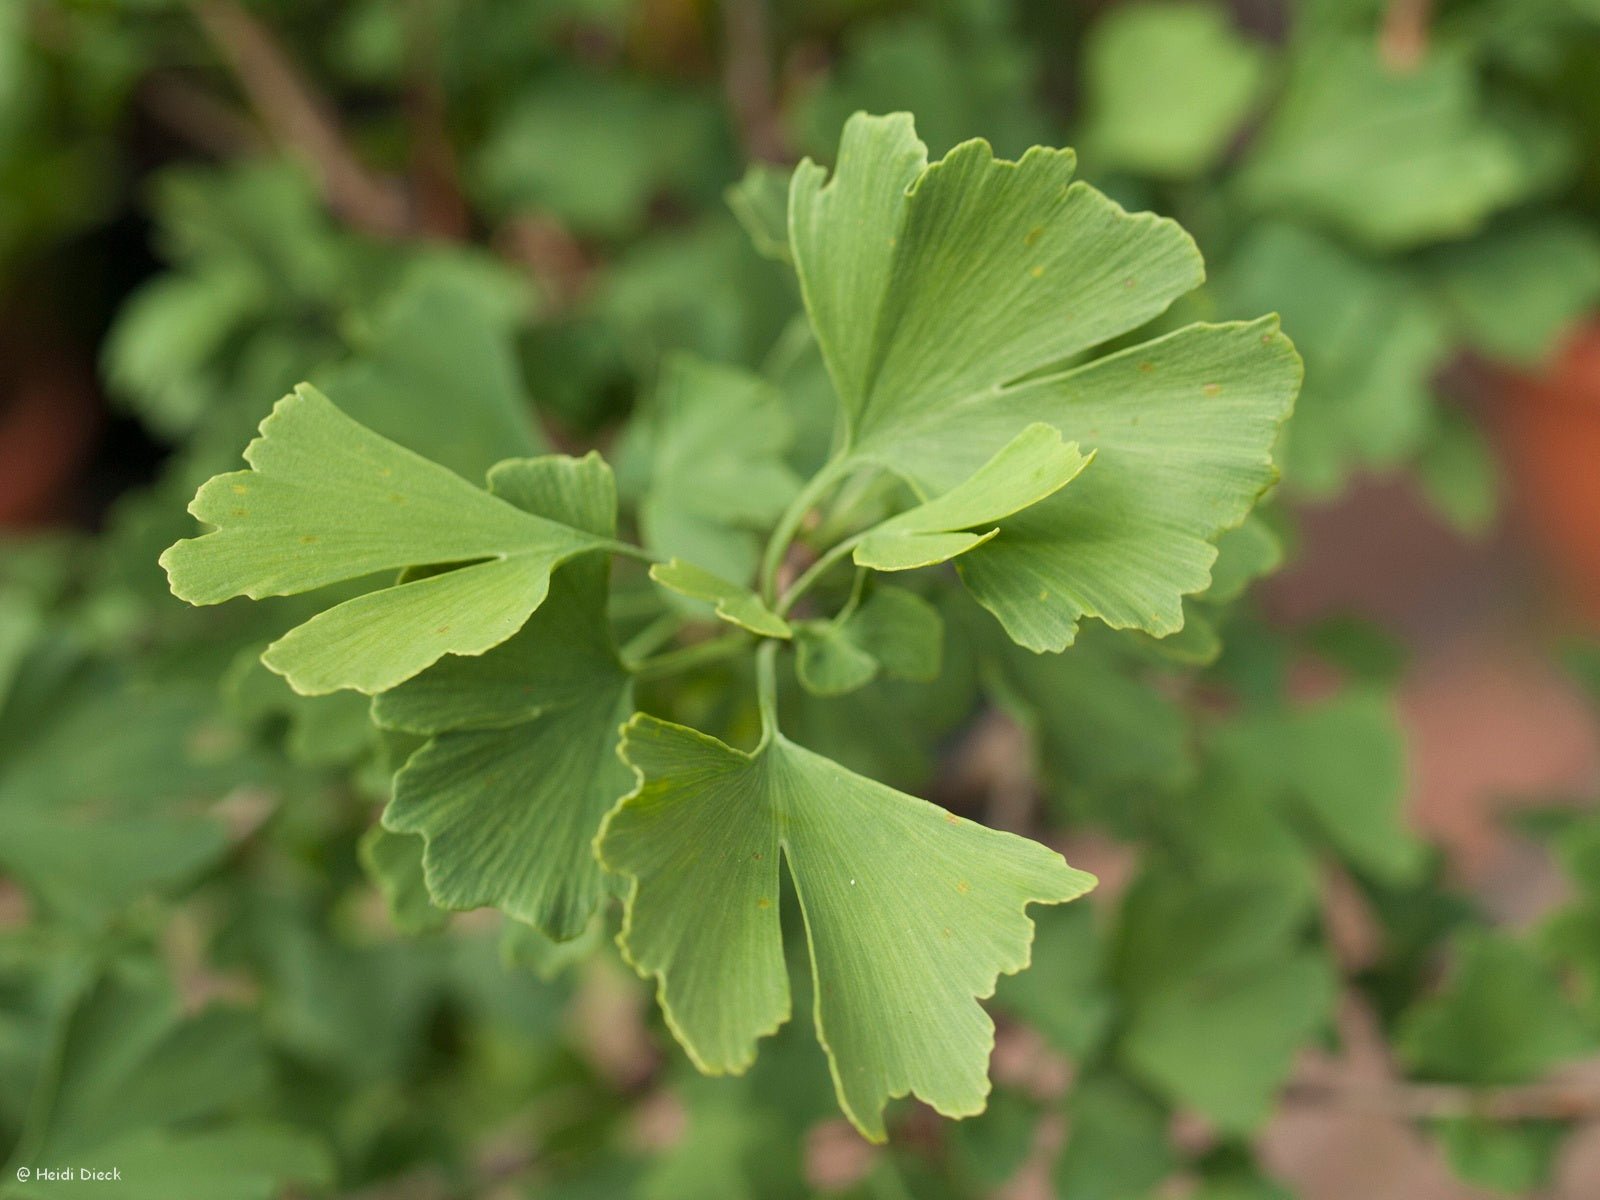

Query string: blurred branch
139 73 264 158
1380 0 1434 71
495 214 594 308
1284 1075 1600 1121
721 0 787 163
1286 990 1600 1122
191 0 410 236
403 0 471 239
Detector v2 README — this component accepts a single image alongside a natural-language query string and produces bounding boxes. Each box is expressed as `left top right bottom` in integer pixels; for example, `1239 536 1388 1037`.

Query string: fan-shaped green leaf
789 114 1299 650
636 356 801 582
796 584 943 697
373 456 634 941
598 714 1095 1141
649 559 791 639
1082 1 1267 179
161 386 612 694
852 423 1090 571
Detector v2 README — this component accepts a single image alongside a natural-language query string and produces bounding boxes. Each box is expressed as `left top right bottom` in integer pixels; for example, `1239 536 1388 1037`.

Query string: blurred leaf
1436 1116 1566 1195
1215 222 1446 494
636 357 801 584
727 164 794 264
1210 693 1423 884
0 671 254 918
359 827 449 936
1425 216 1600 364
4 970 330 1200
1204 516 1284 604
993 903 1113 1058
1121 947 1334 1132
1239 38 1560 250
986 625 1191 801
474 69 730 238
315 273 544 480
1111 869 1331 1128
1416 409 1500 535
1082 1 1267 179
796 583 943 697
1054 1072 1176 1200
1398 932 1594 1084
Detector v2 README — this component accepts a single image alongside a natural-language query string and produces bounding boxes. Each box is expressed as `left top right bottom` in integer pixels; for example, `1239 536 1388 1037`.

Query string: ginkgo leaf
9 970 332 1200
794 622 879 696
649 559 792 638
636 356 801 582
312 273 544 480
949 320 1300 650
789 113 1300 651
160 386 613 694
727 164 794 264
852 423 1090 571
598 714 1095 1141
1237 37 1554 251
795 584 943 697
359 826 448 936
373 455 634 941
1213 222 1444 495
792 115 1202 448
1397 932 1594 1085
1081 1 1267 179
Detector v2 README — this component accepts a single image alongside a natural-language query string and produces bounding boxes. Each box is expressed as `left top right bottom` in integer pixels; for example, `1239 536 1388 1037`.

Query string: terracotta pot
1494 319 1600 625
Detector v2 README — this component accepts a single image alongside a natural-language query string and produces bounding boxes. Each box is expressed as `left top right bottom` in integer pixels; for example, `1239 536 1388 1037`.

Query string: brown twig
720 0 788 163
139 73 265 158
1283 1075 1600 1122
402 0 471 239
191 0 410 236
1380 0 1434 71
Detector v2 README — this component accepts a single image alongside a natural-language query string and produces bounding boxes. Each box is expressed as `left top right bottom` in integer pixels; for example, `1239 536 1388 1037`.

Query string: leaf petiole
754 639 780 747
628 632 751 682
603 540 665 565
758 452 850 605
776 532 867 617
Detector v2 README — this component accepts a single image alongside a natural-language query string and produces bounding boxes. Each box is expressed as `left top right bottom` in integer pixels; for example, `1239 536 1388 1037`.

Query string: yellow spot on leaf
757 897 771 910
1030 265 1045 279
1203 383 1222 397
299 535 318 545
1024 226 1043 246
230 484 248 495
956 880 971 894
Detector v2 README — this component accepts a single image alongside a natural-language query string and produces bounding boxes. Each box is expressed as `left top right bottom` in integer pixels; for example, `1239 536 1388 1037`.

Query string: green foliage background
3 1 1600 1197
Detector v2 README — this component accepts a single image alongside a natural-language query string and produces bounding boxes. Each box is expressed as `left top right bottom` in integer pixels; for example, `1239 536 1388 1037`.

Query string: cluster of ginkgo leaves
4 1 1600 1196
159 111 1300 1140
